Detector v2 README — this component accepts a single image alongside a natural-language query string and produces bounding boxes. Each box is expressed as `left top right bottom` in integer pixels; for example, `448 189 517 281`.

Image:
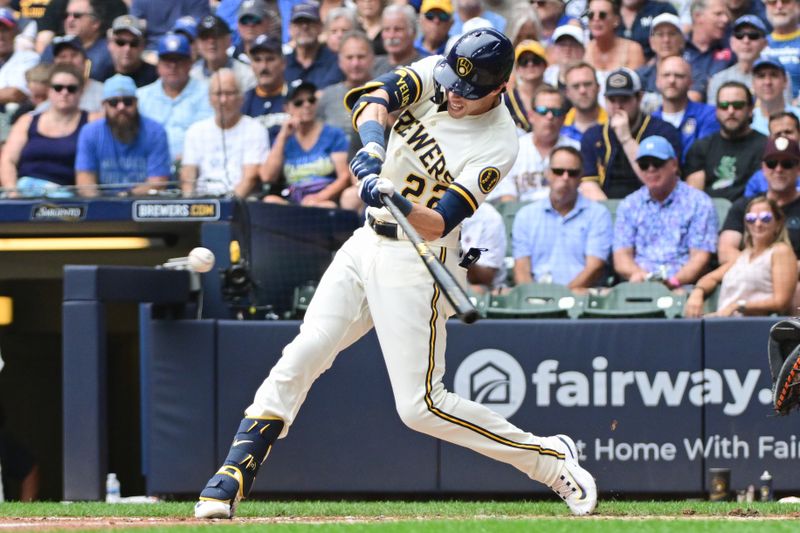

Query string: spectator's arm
513 257 533 285
34 31 55 54
672 248 712 285
235 164 261 198
578 181 607 200
261 121 291 184
625 41 646 70
567 255 606 290
718 229 743 264
683 260 732 317
686 170 705 190
180 165 199 196
0 114 31 193
20 464 40 502
0 87 27 105
129 177 168 196
579 128 607 200
737 243 798 315
467 264 498 286
613 247 649 281
76 170 100 197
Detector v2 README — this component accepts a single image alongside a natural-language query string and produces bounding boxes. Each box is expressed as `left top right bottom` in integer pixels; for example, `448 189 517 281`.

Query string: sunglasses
51 83 79 94
531 0 550 6
114 38 141 48
66 11 92 19
550 167 581 178
765 0 795 6
587 10 610 20
239 15 264 25
518 56 546 67
733 30 764 41
637 158 667 171
291 96 317 107
424 11 451 21
765 159 799 169
745 211 775 224
533 105 566 117
717 100 748 110
105 96 136 107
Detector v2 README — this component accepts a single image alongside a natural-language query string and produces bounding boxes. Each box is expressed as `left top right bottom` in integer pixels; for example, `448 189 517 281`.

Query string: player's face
530 92 565 142
753 67 786 102
769 116 800 140
445 85 504 119
338 38 374 85
655 56 691 101
564 66 599 112
250 50 285 91
548 150 582 203
649 24 684 59
326 16 354 53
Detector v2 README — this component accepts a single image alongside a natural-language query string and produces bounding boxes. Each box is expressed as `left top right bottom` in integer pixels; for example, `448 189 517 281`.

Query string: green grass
1 500 799 532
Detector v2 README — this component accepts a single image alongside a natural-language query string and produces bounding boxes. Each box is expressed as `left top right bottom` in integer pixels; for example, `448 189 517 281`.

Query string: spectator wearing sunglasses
762 0 800 99
745 111 800 196
106 15 158 88
232 0 283 62
260 79 352 208
35 0 127 56
504 40 548 133
683 0 734 98
616 0 678 60
750 58 800 135
686 194 797 317
613 135 717 287
720 136 800 264
1 64 89 197
417 0 453 55
707 16 791 106
490 85 579 202
75 74 170 197
652 55 719 163
512 145 612 290
686 81 767 201
49 35 103 112
580 68 681 200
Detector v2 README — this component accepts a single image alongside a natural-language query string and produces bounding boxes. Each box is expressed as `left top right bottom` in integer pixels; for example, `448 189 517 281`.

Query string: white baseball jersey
367 55 520 248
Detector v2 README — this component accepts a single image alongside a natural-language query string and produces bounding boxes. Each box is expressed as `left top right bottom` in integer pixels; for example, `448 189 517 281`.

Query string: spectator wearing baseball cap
242 33 289 142
544 25 586 88
190 15 256 93
504 40 548 133
685 81 767 202
50 34 104 112
613 135 717 288
706 16 785 105
416 0 453 55
128 0 210 51
233 0 282 62
75 74 171 197
0 8 40 112
750 58 800 136
106 15 158 88
615 0 678 60
137 32 214 163
580 68 682 201
285 1 344 91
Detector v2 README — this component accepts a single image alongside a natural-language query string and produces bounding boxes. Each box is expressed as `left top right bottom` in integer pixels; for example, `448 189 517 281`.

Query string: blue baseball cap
157 32 191 58
173 16 198 41
637 136 676 161
53 34 84 56
291 2 321 23
0 8 17 29
103 74 137 100
753 57 786 74
733 14 767 34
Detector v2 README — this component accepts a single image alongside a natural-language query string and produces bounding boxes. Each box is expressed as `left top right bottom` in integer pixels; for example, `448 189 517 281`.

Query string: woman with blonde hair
684 196 798 317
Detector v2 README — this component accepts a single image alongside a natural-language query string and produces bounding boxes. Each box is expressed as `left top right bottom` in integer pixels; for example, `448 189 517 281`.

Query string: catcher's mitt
768 319 800 415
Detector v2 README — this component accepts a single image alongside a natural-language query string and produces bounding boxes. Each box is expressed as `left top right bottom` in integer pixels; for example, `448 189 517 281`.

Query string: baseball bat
380 192 479 324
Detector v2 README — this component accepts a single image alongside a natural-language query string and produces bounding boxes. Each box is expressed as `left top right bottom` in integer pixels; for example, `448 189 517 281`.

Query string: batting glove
359 175 393 208
350 142 386 181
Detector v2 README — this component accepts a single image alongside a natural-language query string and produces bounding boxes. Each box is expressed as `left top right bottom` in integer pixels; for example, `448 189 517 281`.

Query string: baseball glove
768 319 800 415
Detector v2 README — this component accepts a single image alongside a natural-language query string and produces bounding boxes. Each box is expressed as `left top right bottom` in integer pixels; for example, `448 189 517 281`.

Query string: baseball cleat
194 499 232 519
549 434 597 516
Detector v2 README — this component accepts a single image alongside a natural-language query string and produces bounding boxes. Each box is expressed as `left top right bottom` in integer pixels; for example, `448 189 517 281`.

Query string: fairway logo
454 349 526 417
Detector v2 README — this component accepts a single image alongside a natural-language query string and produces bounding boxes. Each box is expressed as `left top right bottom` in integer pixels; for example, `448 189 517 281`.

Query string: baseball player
195 28 597 519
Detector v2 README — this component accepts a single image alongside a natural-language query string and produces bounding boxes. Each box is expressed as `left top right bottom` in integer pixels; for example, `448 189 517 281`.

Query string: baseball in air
188 247 215 273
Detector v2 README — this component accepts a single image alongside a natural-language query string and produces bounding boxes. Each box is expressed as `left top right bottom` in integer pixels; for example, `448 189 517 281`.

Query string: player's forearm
407 203 445 241
354 89 390 130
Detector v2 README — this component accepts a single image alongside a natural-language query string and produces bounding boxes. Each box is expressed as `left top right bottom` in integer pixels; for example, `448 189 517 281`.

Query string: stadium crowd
0 0 795 314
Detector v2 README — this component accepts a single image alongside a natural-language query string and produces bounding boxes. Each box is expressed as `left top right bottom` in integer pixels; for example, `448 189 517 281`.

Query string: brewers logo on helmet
433 28 514 100
456 57 473 77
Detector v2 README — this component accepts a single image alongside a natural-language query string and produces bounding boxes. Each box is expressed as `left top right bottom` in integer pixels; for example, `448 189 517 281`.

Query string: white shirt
0 50 38 94
487 133 580 202
460 202 507 289
182 114 269 195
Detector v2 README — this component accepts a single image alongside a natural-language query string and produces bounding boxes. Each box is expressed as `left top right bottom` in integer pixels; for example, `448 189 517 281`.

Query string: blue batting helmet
434 28 514 100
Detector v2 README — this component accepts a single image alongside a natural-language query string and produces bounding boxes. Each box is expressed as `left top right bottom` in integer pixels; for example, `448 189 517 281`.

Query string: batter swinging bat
380 193 479 324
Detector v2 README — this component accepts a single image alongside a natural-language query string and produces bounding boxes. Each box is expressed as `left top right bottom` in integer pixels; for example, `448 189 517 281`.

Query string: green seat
486 283 580 319
600 199 623 227
579 281 684 319
712 197 732 226
495 200 532 256
702 285 721 315
465 288 490 318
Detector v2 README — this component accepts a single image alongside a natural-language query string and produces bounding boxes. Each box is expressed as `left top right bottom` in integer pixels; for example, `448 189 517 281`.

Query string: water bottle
760 470 773 502
105 473 121 503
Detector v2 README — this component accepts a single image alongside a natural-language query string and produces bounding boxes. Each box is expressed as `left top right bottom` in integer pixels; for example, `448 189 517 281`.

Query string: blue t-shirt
131 0 211 50
283 124 348 185
763 31 800 98
285 45 344 91
75 115 171 191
